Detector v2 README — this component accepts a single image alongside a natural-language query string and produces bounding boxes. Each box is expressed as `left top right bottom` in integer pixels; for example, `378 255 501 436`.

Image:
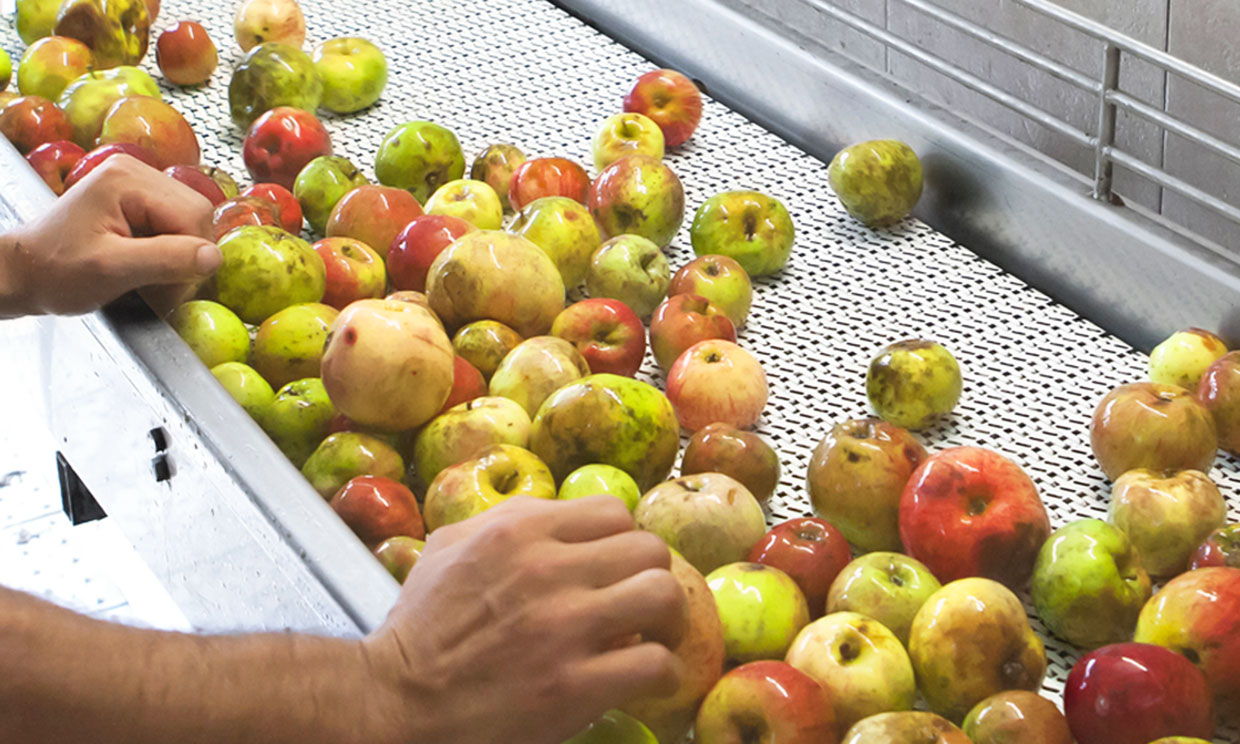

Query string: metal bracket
56 451 105 526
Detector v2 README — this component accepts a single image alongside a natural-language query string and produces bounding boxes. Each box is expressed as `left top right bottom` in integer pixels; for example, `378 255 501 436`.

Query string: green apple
635 473 767 575
866 339 962 430
53 0 150 69
210 361 274 419
251 302 338 390
470 143 525 212
411 396 532 493
489 336 591 416
373 535 424 583
530 374 679 490
1149 327 1228 390
586 235 671 318
509 196 602 289
961 690 1073 744
0 49 11 93
212 225 326 324
826 552 941 646
828 139 923 227
18 37 94 101
668 254 752 329
1109 468 1226 577
57 65 160 147
593 112 664 172
168 299 251 368
689 191 795 277
259 377 336 466
311 37 386 114
558 464 641 511
374 120 466 203
294 156 370 234
564 710 656 744
452 320 523 381
707 562 810 664
422 443 556 531
17 0 62 44
424 178 503 230
301 432 405 499
228 42 322 129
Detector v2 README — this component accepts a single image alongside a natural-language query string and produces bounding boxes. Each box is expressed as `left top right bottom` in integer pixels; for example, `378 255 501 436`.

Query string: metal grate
3 0 1238 737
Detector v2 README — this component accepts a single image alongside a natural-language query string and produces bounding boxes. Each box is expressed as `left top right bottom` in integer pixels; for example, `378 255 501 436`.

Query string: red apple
164 163 226 205
899 446 1051 589
649 293 736 371
694 661 836 744
1091 382 1217 480
63 143 159 190
666 339 768 432
329 475 425 548
507 156 590 211
25 139 85 195
155 21 218 86
1190 523 1240 569
437 355 487 415
312 237 387 310
97 96 200 169
1064 642 1214 744
326 184 424 259
241 182 302 234
623 69 703 148
0 95 73 154
549 298 646 377
1197 350 1240 455
386 213 475 292
962 690 1072 744
681 422 781 505
747 518 850 618
242 106 332 190
212 196 282 241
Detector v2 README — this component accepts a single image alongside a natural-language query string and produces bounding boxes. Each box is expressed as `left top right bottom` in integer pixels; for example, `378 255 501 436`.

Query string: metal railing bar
1108 147 1240 227
1092 44 1120 200
1108 89 1240 171
1013 0 1240 108
895 0 1100 93
805 0 1094 147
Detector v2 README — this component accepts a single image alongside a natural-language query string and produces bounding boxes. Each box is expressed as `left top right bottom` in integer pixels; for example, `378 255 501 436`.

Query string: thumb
108 235 222 288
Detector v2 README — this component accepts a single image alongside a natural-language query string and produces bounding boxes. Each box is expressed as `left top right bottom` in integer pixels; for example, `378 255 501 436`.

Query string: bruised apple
451 320 522 381
212 225 324 323
682 423 780 505
589 154 684 248
634 473 767 575
470 143 525 211
1091 382 1217 480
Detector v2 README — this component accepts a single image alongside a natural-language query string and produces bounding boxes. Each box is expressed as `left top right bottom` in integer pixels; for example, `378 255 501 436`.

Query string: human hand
1 154 219 316
363 495 687 744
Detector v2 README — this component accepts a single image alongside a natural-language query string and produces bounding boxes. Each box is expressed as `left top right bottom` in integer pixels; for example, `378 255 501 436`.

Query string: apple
63 142 158 190
97 95 199 168
1064 642 1215 744
649 293 736 371
451 320 522 382
747 518 851 619
530 374 679 489
312 238 386 310
302 431 405 500
841 712 969 744
0 95 72 154
507 156 590 211
251 302 337 389
195 164 239 198
1149 327 1227 389
593 112 665 172
470 143 525 211
294 155 369 234
374 120 466 203
669 255 752 329
633 473 767 575
558 464 642 511
155 21 217 86
329 475 424 548
623 69 703 148
707 563 810 664
212 225 324 323
242 106 332 191
241 183 302 233
210 361 274 420
423 178 503 230
326 185 423 259
589 155 685 248
373 535 424 584
1134 567 1240 710
489 336 591 416
509 196 602 288
1109 468 1226 577
0 49 10 92
866 339 962 430
53 0 150 69
259 377 336 467
165 164 226 206
1091 382 1218 479
233 0 305 51
386 214 475 292
689 191 796 277
212 195 283 241
828 140 923 227
682 423 780 505
425 230 566 337
228 42 321 129
16 36 93 101
55 66 159 148
422 444 556 531
437 356 487 414
825 552 941 647
694 661 836 744
26 139 86 195
320 298 455 432
566 711 656 744
785 611 916 734
908 577 1045 722
586 235 671 318
667 339 769 432
550 299 646 377
1031 518 1152 648
412 396 532 492
312 37 387 113
900 446 1050 589
168 299 250 369
962 691 1071 744
1190 523 1240 569
1197 350 1240 454
16 0 61 45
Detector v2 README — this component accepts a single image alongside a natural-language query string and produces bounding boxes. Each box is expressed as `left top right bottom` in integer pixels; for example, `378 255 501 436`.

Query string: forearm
0 586 411 744
0 228 33 319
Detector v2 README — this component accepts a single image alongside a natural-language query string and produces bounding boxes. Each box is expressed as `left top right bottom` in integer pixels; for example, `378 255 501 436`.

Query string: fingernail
196 243 222 274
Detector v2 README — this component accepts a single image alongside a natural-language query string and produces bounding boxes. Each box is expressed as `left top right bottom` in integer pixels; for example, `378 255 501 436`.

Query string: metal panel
732 0 888 70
